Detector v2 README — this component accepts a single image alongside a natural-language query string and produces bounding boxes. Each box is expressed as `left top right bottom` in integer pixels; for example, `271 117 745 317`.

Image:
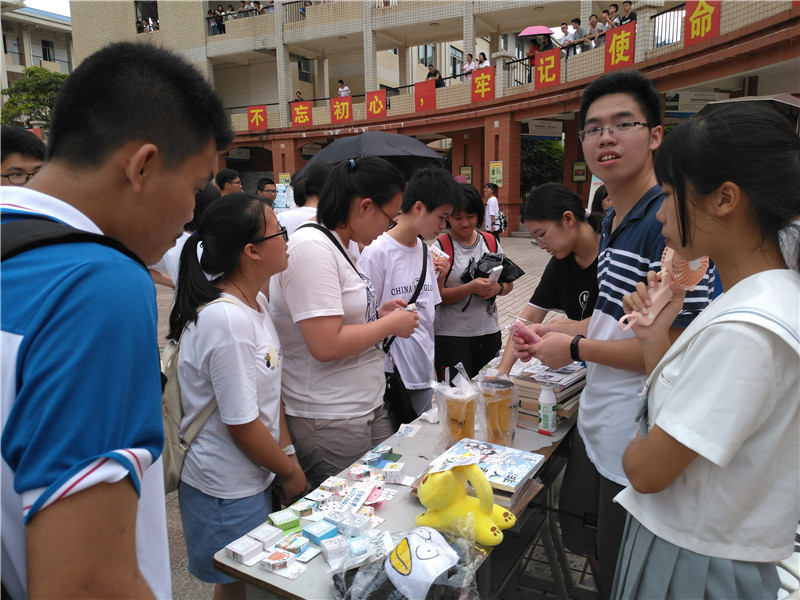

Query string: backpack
0 217 226 494
496 209 508 233
436 230 497 281
161 297 240 493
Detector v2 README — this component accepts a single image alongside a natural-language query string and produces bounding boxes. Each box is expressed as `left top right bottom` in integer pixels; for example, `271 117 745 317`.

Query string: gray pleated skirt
612 515 780 600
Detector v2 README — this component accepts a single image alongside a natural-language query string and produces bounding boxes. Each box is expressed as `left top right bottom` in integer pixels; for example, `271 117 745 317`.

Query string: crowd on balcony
135 17 159 33
557 1 637 56
207 0 275 34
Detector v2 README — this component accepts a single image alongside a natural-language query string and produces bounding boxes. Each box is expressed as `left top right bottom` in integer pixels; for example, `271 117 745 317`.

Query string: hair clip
348 158 355 169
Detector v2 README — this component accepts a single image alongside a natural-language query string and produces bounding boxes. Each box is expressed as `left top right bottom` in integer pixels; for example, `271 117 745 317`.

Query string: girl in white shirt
613 105 800 599
462 53 477 82
360 167 459 416
169 194 306 598
270 157 419 487
478 52 490 68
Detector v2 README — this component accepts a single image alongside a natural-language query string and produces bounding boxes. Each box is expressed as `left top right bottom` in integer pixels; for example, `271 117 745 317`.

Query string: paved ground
156 234 573 600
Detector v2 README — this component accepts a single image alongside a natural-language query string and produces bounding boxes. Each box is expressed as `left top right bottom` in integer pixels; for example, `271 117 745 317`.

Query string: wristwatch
570 335 585 362
282 444 296 456
498 282 505 295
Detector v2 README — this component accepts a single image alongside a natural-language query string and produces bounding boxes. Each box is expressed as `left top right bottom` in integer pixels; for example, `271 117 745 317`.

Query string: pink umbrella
519 25 554 36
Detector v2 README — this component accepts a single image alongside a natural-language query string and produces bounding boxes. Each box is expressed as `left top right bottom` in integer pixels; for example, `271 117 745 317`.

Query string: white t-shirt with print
178 293 282 499
434 233 502 338
269 225 384 419
360 234 441 389
338 86 350 97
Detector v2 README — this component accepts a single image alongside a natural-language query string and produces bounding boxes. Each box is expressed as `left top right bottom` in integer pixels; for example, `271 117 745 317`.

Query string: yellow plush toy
415 463 516 546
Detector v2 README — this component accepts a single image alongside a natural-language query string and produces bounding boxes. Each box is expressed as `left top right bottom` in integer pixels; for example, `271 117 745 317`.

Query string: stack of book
512 362 586 430
412 438 545 515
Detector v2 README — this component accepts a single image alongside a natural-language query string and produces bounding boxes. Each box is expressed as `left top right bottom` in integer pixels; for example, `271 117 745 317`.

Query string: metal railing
284 1 308 23
651 3 685 49
31 54 70 73
4 50 23 66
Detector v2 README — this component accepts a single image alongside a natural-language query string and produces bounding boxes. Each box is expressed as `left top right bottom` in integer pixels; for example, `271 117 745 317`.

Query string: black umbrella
695 93 800 135
297 131 445 179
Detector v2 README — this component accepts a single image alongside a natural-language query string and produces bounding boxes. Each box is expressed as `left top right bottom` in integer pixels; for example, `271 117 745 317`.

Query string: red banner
247 105 267 131
366 89 387 119
684 1 721 48
534 48 560 89
604 22 636 72
291 101 313 127
329 96 353 124
470 67 495 103
415 79 436 112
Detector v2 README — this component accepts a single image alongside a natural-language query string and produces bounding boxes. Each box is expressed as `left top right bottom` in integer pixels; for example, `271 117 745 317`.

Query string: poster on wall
489 161 503 186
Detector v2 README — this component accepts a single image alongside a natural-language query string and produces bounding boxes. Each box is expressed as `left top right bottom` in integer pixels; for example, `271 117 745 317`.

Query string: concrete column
489 33 500 56
398 46 411 87
461 5 475 59
274 1 291 127
483 113 521 235
314 57 329 100
580 0 592 29
561 117 589 199
634 5 659 63
362 1 378 92
270 139 304 175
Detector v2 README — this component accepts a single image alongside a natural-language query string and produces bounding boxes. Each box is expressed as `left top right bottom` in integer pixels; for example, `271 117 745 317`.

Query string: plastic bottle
538 385 558 435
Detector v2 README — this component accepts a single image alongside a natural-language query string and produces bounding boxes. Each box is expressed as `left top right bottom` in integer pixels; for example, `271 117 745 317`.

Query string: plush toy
415 463 516 546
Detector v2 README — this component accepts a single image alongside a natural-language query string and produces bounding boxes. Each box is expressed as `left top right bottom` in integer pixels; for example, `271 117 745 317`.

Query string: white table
213 417 575 599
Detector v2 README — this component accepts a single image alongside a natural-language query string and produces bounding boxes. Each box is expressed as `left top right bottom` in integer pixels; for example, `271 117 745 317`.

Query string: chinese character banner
366 89 387 119
535 49 561 90
291 101 313 127
415 79 436 112
330 97 353 123
247 105 267 131
684 1 720 48
604 22 637 72
471 67 495 103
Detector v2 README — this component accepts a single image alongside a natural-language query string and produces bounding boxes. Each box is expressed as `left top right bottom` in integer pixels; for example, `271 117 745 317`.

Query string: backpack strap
298 222 360 275
479 230 498 253
436 233 455 281
1 217 145 267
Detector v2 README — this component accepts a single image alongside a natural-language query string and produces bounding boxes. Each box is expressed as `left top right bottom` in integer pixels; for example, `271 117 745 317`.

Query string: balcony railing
651 3 686 49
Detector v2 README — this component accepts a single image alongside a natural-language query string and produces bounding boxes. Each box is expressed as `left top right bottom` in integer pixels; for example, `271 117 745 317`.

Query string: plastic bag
478 379 519 447
431 363 479 450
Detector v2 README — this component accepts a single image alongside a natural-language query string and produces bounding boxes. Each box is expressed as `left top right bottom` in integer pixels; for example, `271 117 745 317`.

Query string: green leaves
1 66 69 127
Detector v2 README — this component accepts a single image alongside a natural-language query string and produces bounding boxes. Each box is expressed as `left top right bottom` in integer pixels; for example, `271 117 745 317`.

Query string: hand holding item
384 305 419 338
522 331 574 369
379 298 407 317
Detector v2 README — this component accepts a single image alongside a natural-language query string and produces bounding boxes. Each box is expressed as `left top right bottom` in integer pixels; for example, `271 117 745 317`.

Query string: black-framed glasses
578 121 651 142
2 171 37 185
253 226 288 243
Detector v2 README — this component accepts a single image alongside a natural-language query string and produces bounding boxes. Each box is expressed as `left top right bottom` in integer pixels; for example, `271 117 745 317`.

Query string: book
492 476 544 512
512 361 586 393
518 396 579 425
519 392 581 418
425 438 545 493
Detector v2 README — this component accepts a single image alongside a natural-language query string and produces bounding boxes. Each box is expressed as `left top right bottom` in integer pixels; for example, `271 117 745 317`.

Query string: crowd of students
1 41 798 600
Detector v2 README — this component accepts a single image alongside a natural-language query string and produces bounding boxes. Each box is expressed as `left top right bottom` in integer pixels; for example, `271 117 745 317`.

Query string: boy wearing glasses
513 70 715 597
256 177 278 207
1 125 46 186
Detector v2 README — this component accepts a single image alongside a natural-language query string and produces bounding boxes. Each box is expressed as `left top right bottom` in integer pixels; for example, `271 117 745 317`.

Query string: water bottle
538 384 558 435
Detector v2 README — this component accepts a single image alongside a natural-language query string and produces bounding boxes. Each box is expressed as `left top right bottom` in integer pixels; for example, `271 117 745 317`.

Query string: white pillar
362 1 377 92
462 4 475 59
275 1 291 127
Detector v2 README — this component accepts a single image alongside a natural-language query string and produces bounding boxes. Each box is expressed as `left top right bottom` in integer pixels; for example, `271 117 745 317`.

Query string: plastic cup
444 388 476 446
481 379 518 446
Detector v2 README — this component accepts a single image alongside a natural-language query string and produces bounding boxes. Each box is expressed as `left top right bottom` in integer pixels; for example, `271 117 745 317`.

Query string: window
500 34 507 51
386 49 398 55
449 46 463 78
135 1 159 29
417 44 434 67
515 39 525 59
298 59 312 83
41 40 54 63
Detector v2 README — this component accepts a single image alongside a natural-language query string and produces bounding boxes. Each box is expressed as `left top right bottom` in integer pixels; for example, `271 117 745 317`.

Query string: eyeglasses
230 180 242 186
578 121 651 142
260 188 278 194
253 226 288 243
2 171 37 184
376 204 400 229
530 220 559 248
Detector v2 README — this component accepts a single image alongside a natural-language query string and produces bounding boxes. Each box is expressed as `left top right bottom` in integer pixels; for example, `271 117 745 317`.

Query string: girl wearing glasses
269 157 418 488
495 183 601 377
612 105 800 599
169 193 305 598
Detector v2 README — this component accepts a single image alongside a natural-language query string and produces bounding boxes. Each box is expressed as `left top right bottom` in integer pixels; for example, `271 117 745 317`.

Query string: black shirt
426 70 445 88
529 253 599 321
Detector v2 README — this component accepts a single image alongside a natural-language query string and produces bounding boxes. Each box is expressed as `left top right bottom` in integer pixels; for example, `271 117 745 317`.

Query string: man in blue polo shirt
1 43 233 599
513 70 715 597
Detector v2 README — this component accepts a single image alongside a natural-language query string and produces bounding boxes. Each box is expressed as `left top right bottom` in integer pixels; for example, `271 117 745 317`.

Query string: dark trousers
434 331 502 383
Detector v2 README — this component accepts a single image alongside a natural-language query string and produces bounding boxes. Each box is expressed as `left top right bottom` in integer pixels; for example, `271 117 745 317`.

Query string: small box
247 522 284 549
289 498 317 517
382 462 406 484
320 535 348 563
373 444 392 458
347 464 371 480
320 476 347 493
348 535 370 557
357 505 375 518
225 534 263 564
361 452 382 466
276 531 310 555
302 520 339 545
305 488 335 509
259 549 295 572
269 508 300 531
339 512 372 537
323 509 349 529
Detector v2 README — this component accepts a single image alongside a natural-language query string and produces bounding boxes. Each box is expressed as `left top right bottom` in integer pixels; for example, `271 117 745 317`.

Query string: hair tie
585 208 592 218
348 158 355 169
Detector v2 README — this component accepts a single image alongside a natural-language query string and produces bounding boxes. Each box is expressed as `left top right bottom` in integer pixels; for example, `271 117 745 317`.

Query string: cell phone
508 319 541 344
430 245 449 260
487 265 503 284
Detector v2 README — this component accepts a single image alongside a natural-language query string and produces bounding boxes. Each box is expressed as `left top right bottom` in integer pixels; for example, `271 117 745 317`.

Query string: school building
69 1 800 231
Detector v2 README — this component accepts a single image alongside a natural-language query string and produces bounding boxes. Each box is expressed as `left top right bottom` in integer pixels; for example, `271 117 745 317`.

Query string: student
294 91 304 102
170 194 305 599
426 64 445 88
1 41 232 599
462 53 477 82
337 79 351 97
587 14 605 49
512 70 715 597
434 183 513 381
269 157 418 488
278 162 333 235
256 177 277 207
612 104 799 599
495 184 601 376
570 18 589 54
619 0 637 26
483 182 500 240
360 167 458 415
216 168 242 195
478 52 490 68
1 125 46 186
608 3 622 26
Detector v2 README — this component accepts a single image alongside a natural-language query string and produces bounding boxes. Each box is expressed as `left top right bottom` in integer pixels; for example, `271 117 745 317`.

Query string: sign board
489 161 503 187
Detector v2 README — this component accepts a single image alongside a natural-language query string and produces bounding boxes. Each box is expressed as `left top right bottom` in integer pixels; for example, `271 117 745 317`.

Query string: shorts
179 481 273 584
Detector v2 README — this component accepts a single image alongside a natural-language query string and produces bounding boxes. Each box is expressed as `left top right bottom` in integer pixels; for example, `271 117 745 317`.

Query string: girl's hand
471 277 499 299
622 271 687 338
383 306 419 338
432 255 449 275
378 298 406 318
